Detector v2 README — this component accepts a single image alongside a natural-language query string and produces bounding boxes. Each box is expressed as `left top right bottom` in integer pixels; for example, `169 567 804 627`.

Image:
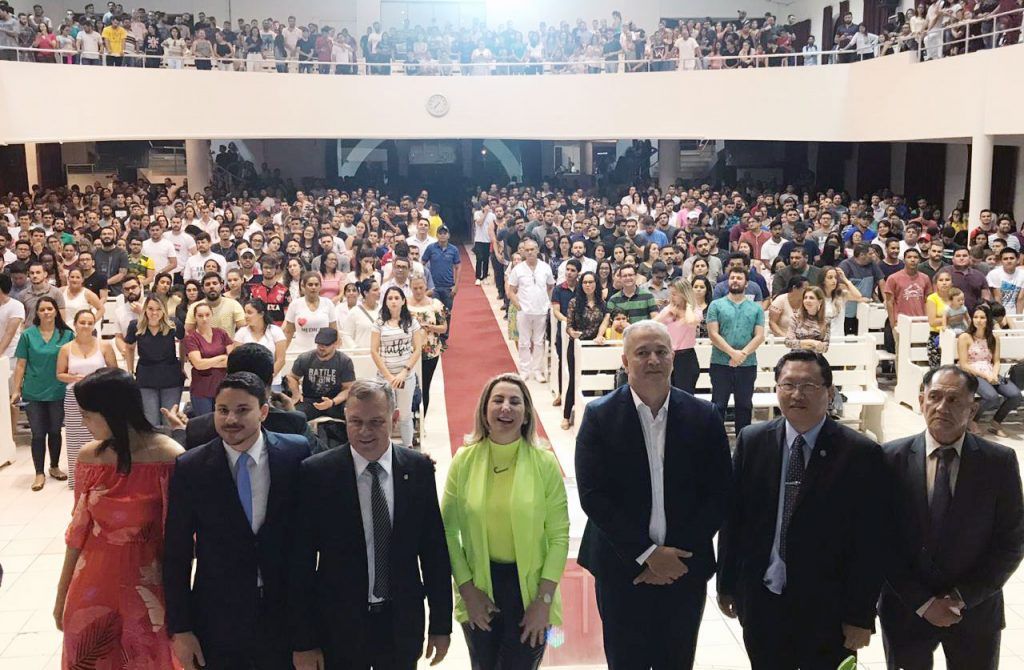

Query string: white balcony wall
2 46 1024 145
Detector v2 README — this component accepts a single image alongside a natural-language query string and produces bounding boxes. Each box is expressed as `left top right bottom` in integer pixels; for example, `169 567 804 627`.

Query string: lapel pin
404 474 409 480
821 450 827 457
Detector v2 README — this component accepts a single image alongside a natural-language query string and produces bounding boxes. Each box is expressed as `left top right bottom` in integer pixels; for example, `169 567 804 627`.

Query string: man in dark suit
575 320 732 669
880 365 1024 670
717 349 888 669
164 372 311 670
289 379 452 670
171 343 311 450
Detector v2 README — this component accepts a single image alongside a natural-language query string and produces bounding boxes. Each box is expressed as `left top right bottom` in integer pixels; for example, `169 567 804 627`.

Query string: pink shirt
658 306 697 351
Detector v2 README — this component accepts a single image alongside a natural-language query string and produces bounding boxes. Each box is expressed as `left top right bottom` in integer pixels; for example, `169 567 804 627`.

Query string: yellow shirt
485 440 520 564
102 25 127 55
605 327 625 341
428 215 444 238
927 292 948 334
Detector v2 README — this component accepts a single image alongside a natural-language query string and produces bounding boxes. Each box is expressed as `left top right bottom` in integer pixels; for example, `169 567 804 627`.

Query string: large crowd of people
1 2 1021 73
2 167 1024 668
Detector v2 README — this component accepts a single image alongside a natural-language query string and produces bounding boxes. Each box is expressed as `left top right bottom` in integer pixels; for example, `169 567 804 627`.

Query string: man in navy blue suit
575 320 733 669
163 372 311 670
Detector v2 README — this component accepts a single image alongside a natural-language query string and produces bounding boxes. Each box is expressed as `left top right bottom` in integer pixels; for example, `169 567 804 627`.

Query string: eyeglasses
777 382 825 395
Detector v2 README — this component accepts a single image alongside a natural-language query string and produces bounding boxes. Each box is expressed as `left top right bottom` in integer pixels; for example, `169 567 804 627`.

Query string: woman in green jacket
441 373 569 670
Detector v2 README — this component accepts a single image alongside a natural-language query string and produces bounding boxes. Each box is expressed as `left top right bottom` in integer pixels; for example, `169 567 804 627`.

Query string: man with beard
557 239 597 283
184 272 246 336
112 274 145 371
91 226 130 296
246 253 290 326
707 268 766 434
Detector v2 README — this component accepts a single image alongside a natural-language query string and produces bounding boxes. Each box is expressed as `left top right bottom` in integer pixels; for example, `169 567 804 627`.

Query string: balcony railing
0 7 1020 75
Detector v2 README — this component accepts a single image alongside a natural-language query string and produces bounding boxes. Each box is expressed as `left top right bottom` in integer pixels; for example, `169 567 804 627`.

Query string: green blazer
441 439 570 624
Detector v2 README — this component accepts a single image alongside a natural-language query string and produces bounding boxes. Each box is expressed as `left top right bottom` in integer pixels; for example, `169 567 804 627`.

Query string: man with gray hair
879 365 1024 670
576 319 732 669
289 378 453 670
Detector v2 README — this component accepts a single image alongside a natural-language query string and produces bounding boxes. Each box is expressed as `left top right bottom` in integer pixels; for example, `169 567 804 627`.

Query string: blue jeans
975 378 1023 423
140 387 184 427
25 400 64 474
709 363 757 434
190 395 215 417
434 287 454 343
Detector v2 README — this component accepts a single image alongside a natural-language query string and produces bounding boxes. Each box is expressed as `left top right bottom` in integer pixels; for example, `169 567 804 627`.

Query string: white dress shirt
631 388 669 565
224 433 270 585
351 444 395 603
557 256 597 283
507 260 555 315
223 433 270 533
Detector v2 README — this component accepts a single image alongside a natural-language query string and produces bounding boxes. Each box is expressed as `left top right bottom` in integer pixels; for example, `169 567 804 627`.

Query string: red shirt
247 281 291 325
884 270 932 317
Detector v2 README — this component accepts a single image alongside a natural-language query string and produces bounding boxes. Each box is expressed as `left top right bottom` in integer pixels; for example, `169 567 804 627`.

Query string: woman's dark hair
378 286 413 332
358 278 379 297
773 349 834 388
572 271 605 326
967 303 997 356
245 299 272 329
74 367 154 474
690 276 713 305
153 272 173 292
33 296 71 334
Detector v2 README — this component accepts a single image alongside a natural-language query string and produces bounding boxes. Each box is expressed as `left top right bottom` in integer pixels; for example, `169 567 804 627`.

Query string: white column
185 139 212 193
580 141 594 175
1013 147 1024 224
968 133 994 233
24 142 40 189
890 142 907 195
944 143 969 223
658 139 680 190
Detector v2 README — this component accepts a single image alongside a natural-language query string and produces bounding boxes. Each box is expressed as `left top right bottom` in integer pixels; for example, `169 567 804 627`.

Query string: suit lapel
337 447 368 563
390 444 411 546
908 433 930 535
943 432 982 541
619 389 653 513
768 419 786 514
209 439 256 536
259 432 282 538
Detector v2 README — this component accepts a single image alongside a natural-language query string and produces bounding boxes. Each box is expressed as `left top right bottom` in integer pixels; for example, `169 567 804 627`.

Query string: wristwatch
540 593 553 605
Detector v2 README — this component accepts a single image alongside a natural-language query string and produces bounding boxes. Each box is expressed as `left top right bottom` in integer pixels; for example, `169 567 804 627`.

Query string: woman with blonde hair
124 295 185 428
654 279 700 393
441 373 569 670
785 285 831 353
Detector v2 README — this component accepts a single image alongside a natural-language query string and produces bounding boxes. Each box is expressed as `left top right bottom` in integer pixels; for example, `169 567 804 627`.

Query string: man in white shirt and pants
506 238 554 382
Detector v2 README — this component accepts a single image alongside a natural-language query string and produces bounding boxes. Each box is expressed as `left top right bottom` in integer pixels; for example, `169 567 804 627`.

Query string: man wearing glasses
717 349 889 669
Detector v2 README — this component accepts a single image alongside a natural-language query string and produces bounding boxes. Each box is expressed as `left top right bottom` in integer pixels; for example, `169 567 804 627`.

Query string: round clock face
426 94 450 117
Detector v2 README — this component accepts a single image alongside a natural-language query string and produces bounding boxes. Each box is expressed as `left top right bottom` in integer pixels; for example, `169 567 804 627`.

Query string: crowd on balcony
1 1 1020 73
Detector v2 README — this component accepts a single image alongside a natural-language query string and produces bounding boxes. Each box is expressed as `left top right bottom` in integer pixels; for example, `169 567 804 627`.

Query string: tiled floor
1 269 1024 668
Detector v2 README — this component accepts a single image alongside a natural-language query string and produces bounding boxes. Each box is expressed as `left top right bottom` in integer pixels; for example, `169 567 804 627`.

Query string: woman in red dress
53 368 184 670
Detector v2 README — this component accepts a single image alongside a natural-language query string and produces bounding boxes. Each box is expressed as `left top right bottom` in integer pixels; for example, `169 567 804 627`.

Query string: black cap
314 327 338 345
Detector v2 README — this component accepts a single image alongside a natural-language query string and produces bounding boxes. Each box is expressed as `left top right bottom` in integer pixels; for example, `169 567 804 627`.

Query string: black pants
25 400 63 475
296 399 346 421
491 255 506 299
200 596 291 669
709 363 756 434
420 355 439 415
671 349 699 395
595 579 706 670
740 585 851 670
463 562 546 670
473 242 491 281
564 339 577 421
881 607 1000 670
844 316 859 336
324 602 418 670
195 58 212 70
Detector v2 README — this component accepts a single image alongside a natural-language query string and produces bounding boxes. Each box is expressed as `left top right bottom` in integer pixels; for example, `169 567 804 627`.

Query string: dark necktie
928 447 957 550
366 461 391 600
779 435 807 561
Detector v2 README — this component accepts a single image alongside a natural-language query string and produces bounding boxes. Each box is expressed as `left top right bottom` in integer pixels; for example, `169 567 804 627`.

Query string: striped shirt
606 288 658 324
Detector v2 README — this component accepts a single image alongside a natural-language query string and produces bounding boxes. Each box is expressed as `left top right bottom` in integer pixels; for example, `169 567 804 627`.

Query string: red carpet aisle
443 247 525 453
442 249 603 667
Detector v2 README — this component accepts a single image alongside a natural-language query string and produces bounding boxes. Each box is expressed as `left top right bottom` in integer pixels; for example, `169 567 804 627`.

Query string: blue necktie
236 452 254 528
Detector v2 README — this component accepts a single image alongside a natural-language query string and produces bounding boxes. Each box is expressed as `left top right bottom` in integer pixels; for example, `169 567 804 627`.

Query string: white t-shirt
76 31 102 58
372 319 421 374
987 267 1024 315
473 211 495 243
234 324 287 385
183 251 228 282
0 298 26 358
165 231 196 274
142 237 176 274
284 298 335 352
